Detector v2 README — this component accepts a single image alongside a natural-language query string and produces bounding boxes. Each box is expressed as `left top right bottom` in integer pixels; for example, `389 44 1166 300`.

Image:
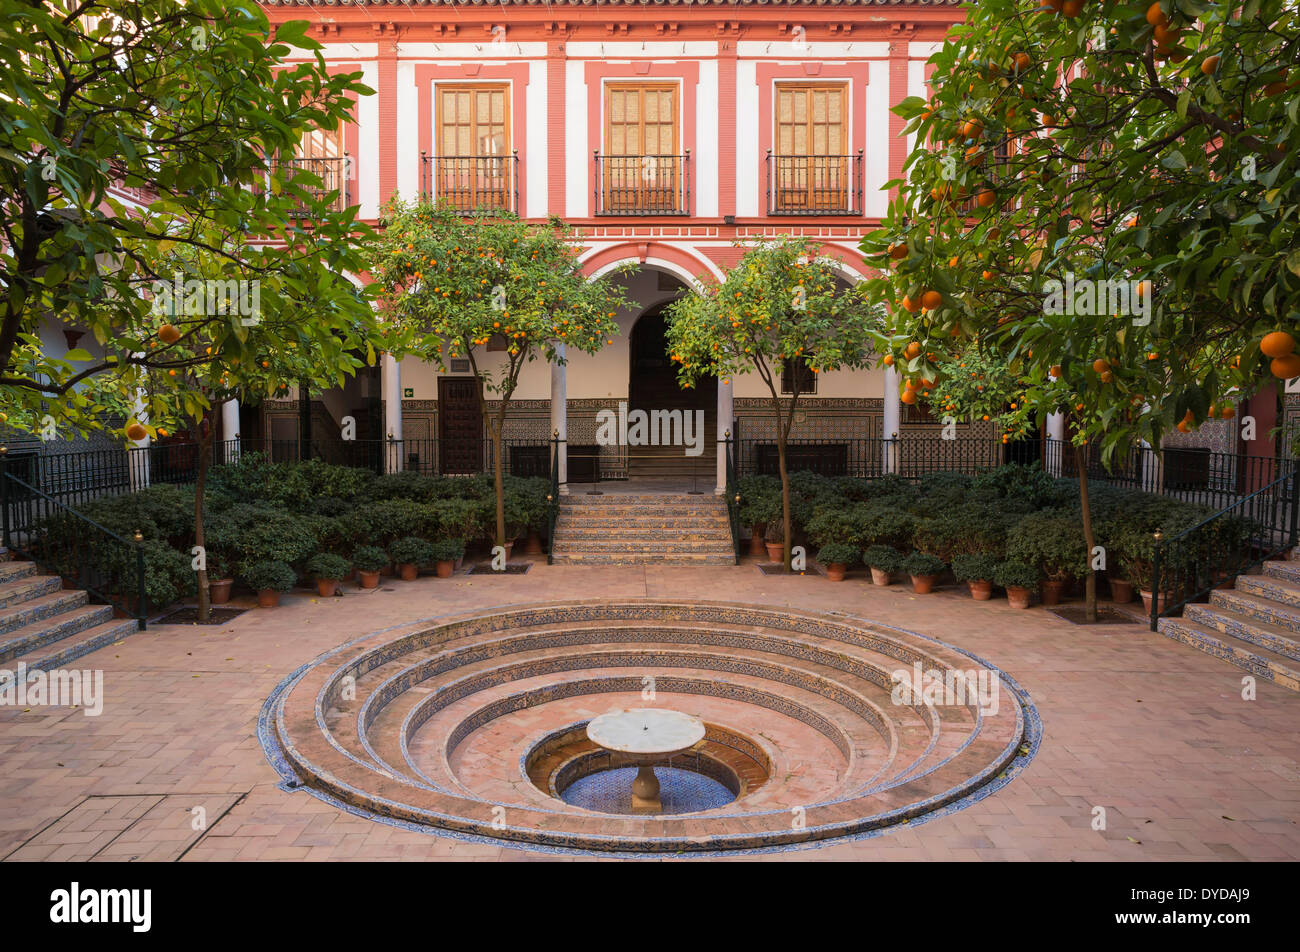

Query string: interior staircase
550 493 735 565
0 557 139 675
1158 557 1300 693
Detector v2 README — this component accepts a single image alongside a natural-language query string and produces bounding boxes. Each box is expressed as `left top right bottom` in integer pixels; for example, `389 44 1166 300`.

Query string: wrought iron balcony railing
420 152 518 214
766 151 863 215
594 152 691 216
269 156 351 217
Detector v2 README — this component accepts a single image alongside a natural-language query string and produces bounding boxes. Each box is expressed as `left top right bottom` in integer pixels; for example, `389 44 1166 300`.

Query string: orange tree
371 201 627 547
664 238 880 569
862 0 1300 618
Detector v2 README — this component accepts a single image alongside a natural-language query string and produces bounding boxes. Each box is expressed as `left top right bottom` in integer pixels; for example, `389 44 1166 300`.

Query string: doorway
438 376 484 474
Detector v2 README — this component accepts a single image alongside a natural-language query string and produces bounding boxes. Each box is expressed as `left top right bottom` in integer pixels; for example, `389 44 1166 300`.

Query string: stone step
3 617 142 675
0 561 38 583
1235 573 1300 610
555 515 731 528
549 552 736 564
551 539 733 554
1158 616 1300 693
1262 560 1300 584
559 494 727 505
1185 603 1300 664
0 590 89 637
0 604 117 665
0 574 61 609
1209 588 1300 634
555 529 731 543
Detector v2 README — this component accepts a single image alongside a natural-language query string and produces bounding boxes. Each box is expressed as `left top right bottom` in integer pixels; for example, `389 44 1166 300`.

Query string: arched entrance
627 302 717 479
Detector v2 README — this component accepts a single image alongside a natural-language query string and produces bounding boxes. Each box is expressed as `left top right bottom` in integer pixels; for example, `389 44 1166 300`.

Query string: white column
221 398 241 462
1046 411 1065 477
883 366 901 474
382 352 403 473
550 343 568 492
129 383 151 491
715 376 734 492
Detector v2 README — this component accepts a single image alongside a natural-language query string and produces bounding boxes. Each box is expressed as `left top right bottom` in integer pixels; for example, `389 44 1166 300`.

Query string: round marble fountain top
586 708 706 757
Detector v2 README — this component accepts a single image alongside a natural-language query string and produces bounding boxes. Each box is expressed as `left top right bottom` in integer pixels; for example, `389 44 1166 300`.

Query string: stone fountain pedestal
586 708 706 813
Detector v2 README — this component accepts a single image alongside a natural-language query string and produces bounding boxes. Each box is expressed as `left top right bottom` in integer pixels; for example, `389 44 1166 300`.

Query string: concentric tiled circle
259 599 1041 855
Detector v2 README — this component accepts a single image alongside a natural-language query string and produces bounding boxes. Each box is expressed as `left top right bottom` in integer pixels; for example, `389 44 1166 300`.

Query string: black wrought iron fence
420 152 518 213
766 151 864 215
594 152 690 215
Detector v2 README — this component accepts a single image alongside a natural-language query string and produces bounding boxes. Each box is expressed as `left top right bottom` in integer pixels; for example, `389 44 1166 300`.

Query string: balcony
420 152 518 214
270 156 351 217
766 151 863 216
594 152 691 216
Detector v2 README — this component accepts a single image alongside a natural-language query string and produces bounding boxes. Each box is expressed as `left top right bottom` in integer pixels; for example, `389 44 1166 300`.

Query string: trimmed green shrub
971 461 1059 508
805 509 861 549
952 553 998 583
863 545 904 572
816 542 859 566
1006 510 1088 581
857 506 917 550
388 536 435 566
903 552 945 577
353 499 433 546
351 545 389 573
918 471 973 495
431 538 465 562
993 560 1040 589
243 560 297 592
209 503 317 568
305 553 349 581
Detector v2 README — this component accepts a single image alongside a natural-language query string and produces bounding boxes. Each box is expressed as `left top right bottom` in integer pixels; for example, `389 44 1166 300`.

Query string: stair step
1234 574 1300 610
0 604 118 665
1185 603 1300 664
0 561 38 583
1158 616 1300 692
1262 560 1300 584
4 617 142 675
1209 588 1300 633
0 574 61 609
0 590 89 636
549 552 736 565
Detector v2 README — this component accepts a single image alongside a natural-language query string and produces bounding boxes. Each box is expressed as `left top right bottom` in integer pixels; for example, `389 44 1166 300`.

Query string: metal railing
269 156 351 216
1149 465 1300 630
735 436 1009 479
594 152 690 215
420 152 518 213
722 434 741 563
765 151 864 215
1 456 147 630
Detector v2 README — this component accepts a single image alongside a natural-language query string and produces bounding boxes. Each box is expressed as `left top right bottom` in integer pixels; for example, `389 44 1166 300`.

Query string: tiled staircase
550 493 735 565
0 558 140 674
1158 558 1300 693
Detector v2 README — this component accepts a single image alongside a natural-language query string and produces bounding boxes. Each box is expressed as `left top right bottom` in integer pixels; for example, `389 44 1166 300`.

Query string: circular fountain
585 708 707 813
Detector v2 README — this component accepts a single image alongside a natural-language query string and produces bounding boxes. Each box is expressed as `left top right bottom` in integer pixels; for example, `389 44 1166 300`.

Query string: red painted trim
326 63 362 211
548 41 567 217
414 62 531 212
378 43 398 206
583 61 699 218
717 43 738 219
755 62 870 217
580 241 717 282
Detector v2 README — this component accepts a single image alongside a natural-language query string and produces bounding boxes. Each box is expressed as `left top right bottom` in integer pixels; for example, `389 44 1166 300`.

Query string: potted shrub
1109 574 1136 604
352 545 388 589
1007 511 1087 606
994 560 1039 609
389 536 435 581
952 553 998 601
306 553 349 598
863 545 903 586
431 538 465 578
243 560 296 609
1116 527 1173 614
739 476 781 557
208 553 234 606
816 543 858 582
903 552 945 594
763 510 786 564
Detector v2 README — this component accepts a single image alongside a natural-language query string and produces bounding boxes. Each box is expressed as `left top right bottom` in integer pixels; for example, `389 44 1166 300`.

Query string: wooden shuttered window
602 83 683 212
772 83 851 212
434 85 511 210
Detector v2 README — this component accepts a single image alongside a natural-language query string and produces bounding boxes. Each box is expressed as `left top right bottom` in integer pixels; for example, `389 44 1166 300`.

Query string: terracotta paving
0 560 1297 861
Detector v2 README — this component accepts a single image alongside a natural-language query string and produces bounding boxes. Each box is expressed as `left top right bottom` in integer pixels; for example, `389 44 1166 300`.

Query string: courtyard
1 558 1295 862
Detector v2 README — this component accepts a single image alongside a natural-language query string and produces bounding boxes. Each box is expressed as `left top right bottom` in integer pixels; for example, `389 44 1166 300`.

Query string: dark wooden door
438 376 483 474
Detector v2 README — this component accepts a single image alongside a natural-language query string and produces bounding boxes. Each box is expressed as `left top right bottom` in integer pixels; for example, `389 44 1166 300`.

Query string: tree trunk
493 417 505 547
1074 442 1098 623
776 424 791 570
195 417 213 623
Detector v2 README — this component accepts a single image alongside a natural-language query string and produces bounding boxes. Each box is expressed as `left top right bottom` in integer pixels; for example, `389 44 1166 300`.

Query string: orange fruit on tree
1062 0 1083 15
976 190 996 208
1044 0 1064 10
1050 364 1062 377
1270 353 1300 379
882 354 894 366
1153 23 1179 47
157 324 181 345
1092 358 1110 373
888 242 909 260
949 255 960 268
902 294 921 313
126 423 148 441
1177 421 1191 433
1260 330 1296 358
901 389 918 405
962 118 983 139
156 428 168 438
1012 52 1031 73
1221 406 1235 419
904 341 922 359
920 290 943 310
1145 2 1167 26
1201 55 1220 76
1075 403 1085 411
982 270 994 281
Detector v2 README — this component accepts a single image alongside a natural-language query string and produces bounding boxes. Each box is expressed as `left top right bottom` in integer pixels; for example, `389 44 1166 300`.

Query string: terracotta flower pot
316 578 339 598
209 579 233 605
345 566 358 582
398 563 419 581
826 562 847 582
1040 578 1068 606
379 563 395 578
749 525 768 557
968 579 994 601
256 589 281 609
911 574 936 594
525 530 544 556
765 542 785 564
1109 578 1135 604
1139 589 1172 615
870 567 893 586
358 570 380 590
435 560 455 579
1006 585 1032 609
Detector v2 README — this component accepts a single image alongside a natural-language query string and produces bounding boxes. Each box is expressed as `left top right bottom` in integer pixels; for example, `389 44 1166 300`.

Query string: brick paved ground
1 560 1296 861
